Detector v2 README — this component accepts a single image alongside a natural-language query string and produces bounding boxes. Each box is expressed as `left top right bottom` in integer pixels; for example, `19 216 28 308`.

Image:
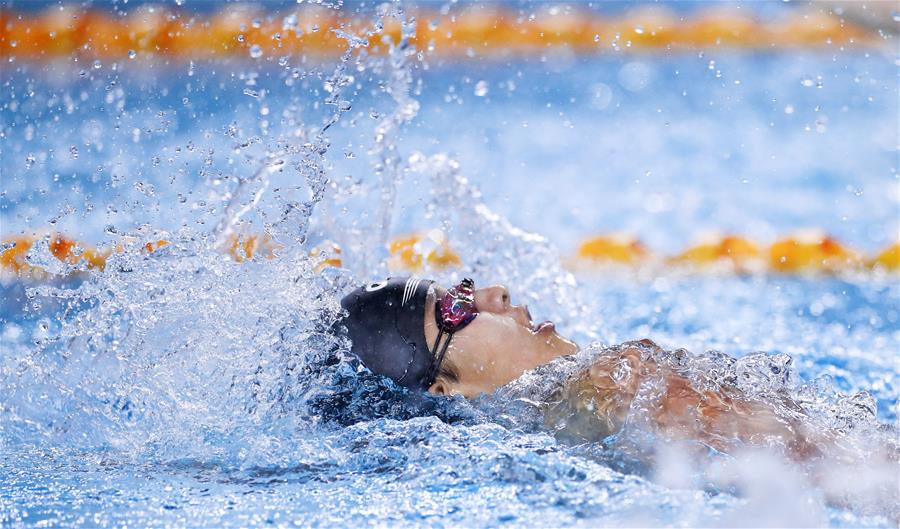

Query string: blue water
1 7 899 528
3 53 897 251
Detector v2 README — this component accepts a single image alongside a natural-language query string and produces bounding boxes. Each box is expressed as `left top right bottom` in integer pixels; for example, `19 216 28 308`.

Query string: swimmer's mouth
533 321 555 334
525 305 555 334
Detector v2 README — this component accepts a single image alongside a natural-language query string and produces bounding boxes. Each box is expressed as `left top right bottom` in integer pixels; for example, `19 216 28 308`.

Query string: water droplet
800 76 815 87
237 34 245 43
249 45 263 59
69 145 78 159
283 14 298 31
634 25 644 34
593 34 600 43
473 80 489 97
128 50 137 59
784 105 794 114
93 59 102 70
589 83 612 110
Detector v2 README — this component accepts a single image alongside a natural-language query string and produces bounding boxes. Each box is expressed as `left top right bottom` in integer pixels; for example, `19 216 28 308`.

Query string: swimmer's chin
533 334 581 377
549 331 579 358
532 321 579 358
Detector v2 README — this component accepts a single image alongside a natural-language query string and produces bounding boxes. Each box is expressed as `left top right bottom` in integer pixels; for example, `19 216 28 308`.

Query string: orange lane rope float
226 233 280 263
0 5 885 62
668 235 764 273
768 233 863 273
2 231 898 283
871 243 900 272
309 240 342 273
388 231 461 273
573 234 650 266
1 233 111 282
0 231 272 283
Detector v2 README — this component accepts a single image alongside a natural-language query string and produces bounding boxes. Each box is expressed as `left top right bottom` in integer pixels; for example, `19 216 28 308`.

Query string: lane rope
2 231 897 283
0 5 887 61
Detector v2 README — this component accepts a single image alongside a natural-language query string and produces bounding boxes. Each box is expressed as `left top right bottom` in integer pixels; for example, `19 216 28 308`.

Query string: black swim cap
340 277 437 390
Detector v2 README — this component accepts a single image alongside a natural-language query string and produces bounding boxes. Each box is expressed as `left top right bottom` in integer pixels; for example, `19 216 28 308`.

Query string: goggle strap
428 327 453 387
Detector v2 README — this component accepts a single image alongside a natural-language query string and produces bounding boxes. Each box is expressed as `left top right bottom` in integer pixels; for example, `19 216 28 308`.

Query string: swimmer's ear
427 380 448 396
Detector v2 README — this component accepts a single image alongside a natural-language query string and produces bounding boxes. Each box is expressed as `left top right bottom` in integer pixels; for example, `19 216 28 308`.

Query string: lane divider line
1 231 897 284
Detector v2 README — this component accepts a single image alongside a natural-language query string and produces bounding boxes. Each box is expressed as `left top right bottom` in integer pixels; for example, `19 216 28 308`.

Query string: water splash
407 152 593 339
0 6 424 465
1 3 897 528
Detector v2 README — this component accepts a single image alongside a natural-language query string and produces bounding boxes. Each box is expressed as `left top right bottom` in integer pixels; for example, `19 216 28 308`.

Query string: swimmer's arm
543 341 652 441
554 339 822 458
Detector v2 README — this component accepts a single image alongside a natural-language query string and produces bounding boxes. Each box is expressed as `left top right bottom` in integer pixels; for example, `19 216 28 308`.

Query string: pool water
1 5 898 528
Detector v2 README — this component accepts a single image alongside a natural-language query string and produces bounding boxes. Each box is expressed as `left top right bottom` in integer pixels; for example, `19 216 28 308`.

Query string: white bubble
800 75 822 88
249 45 263 59
588 82 612 110
473 80 489 97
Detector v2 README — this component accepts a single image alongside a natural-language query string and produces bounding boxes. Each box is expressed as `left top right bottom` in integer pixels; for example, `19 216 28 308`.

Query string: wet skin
554 340 819 458
424 283 577 398
422 284 818 459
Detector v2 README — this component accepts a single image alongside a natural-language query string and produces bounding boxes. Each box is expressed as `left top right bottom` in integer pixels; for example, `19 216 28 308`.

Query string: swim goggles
429 277 478 380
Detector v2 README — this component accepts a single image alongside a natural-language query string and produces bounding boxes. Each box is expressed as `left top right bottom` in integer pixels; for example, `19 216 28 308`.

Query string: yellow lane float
1 233 111 282
575 234 649 265
768 233 862 273
309 241 343 273
0 5 883 62
669 235 763 272
1 231 275 282
388 231 461 272
869 243 900 272
225 233 279 263
2 231 898 283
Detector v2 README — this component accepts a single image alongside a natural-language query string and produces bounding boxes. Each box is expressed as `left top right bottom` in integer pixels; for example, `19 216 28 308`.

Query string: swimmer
340 276 892 464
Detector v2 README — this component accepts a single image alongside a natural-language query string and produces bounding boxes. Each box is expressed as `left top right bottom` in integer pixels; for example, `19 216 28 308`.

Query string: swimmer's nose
474 284 511 314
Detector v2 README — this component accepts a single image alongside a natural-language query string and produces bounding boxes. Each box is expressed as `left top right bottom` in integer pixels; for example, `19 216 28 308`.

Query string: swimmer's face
424 283 577 398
